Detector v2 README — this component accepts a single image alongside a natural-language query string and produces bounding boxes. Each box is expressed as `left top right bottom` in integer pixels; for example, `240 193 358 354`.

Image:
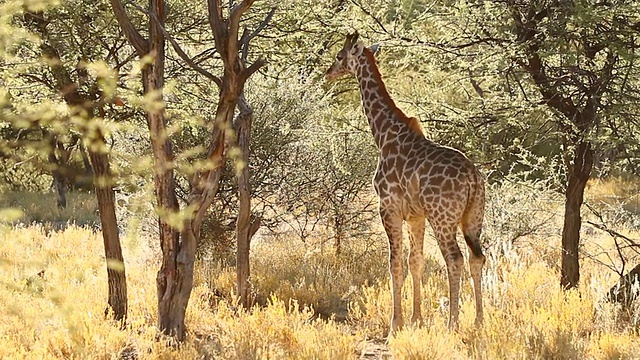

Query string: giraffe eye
336 54 344 61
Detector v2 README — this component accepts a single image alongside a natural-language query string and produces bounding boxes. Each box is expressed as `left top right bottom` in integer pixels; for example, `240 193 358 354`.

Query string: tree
427 0 640 289
482 0 639 289
5 3 131 321
173 0 269 310
110 0 267 338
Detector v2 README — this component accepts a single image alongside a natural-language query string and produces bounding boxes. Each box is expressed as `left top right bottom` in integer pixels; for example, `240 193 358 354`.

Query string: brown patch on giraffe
426 151 441 161
445 166 459 179
405 157 418 170
386 170 399 183
439 180 450 192
430 165 445 175
430 175 445 186
363 49 424 138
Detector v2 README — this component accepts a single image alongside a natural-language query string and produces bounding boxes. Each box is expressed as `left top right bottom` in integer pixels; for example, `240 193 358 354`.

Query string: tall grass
1 180 640 359
0 191 99 227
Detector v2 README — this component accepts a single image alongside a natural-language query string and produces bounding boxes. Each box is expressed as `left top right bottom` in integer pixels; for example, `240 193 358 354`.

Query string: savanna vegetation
1 0 640 358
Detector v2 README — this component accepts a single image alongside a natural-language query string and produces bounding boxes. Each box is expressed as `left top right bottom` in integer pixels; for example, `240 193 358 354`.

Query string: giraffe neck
355 49 415 150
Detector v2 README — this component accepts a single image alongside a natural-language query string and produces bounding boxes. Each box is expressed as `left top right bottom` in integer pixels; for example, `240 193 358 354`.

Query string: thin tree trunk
28 7 128 321
51 167 67 209
561 141 593 290
334 214 345 255
88 145 127 321
139 0 195 341
79 141 93 175
45 133 67 209
235 95 253 309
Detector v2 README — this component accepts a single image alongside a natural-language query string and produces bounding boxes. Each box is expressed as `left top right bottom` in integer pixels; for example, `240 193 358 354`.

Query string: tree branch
240 7 275 60
227 0 256 63
126 0 223 87
240 58 266 84
207 0 226 57
110 0 148 56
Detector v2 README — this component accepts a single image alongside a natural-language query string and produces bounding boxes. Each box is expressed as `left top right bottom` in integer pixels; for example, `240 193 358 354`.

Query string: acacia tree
428 0 640 289
10 4 130 321
110 0 266 338
488 0 639 289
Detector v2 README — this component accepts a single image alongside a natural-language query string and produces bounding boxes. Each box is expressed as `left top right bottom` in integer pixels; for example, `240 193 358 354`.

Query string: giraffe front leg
380 208 404 337
407 217 425 326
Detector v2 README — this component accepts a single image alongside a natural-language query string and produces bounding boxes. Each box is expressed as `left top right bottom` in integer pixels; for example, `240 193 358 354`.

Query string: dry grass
586 177 640 213
0 191 99 227
1 181 640 359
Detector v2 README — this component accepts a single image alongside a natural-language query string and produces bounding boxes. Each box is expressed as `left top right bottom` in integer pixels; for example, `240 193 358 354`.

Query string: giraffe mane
363 48 424 137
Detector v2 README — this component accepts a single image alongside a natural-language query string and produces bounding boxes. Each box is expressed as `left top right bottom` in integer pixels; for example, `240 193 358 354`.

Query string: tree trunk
235 95 253 309
29 7 127 321
79 141 93 175
46 135 67 209
51 168 67 209
333 214 345 255
88 145 128 321
560 141 593 290
138 0 195 341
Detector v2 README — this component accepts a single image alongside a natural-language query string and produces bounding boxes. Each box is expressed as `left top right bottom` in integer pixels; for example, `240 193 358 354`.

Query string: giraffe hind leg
464 232 485 326
462 176 486 326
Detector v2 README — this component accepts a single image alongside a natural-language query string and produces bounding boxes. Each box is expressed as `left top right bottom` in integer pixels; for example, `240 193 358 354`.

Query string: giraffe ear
370 43 381 55
349 42 365 57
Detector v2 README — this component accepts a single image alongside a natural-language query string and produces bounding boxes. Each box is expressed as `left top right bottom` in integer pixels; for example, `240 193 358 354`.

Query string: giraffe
326 32 486 336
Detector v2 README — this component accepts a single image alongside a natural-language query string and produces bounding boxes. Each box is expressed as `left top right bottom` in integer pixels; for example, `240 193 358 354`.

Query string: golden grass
586 177 640 214
0 191 99 226
0 225 360 359
1 180 640 359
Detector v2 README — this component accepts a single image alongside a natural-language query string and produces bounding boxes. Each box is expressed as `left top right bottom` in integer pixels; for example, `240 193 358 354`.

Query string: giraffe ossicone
326 32 486 337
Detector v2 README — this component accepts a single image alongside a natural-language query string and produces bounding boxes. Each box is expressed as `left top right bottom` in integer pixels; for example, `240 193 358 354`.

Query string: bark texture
89 143 128 321
25 9 128 320
560 141 593 289
234 95 256 308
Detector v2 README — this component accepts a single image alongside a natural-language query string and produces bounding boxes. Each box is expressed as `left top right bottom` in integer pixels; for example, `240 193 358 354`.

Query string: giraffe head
326 32 377 81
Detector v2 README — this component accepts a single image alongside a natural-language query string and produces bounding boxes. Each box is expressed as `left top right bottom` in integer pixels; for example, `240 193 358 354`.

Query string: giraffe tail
462 169 485 258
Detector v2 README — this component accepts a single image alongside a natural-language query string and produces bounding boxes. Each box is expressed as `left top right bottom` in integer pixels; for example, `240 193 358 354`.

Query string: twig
584 202 640 278
586 219 640 255
240 7 275 61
